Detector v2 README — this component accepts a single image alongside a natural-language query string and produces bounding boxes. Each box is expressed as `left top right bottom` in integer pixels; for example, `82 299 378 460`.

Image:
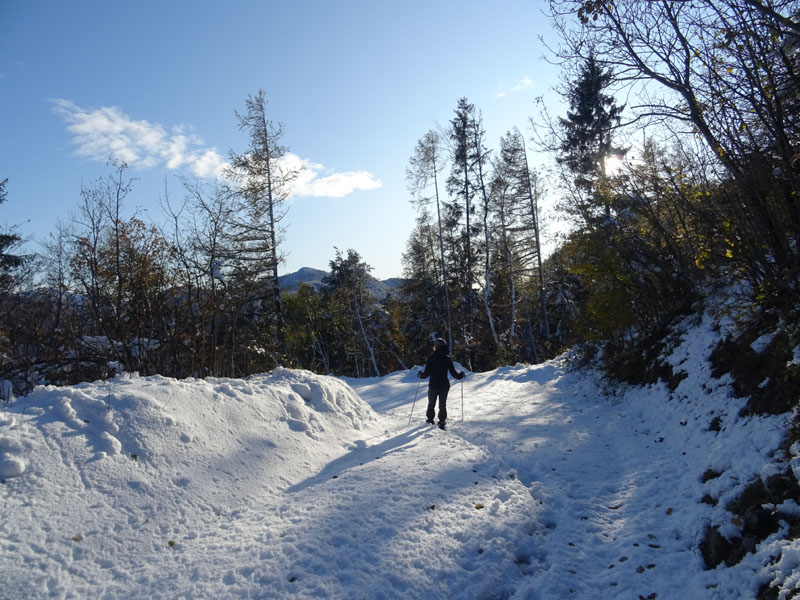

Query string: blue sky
1 0 562 280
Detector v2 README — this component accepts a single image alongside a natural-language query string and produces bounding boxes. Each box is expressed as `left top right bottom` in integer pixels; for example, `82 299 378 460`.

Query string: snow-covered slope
2 312 798 599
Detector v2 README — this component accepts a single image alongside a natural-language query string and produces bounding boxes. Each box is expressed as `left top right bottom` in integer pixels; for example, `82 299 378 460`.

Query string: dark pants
426 386 449 424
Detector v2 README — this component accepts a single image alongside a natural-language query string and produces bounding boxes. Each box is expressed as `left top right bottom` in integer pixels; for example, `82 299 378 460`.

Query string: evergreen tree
557 54 624 226
324 249 380 377
407 130 453 350
0 179 23 289
446 98 480 366
461 108 501 354
283 283 333 373
226 90 297 367
0 178 26 385
400 213 449 359
496 130 550 346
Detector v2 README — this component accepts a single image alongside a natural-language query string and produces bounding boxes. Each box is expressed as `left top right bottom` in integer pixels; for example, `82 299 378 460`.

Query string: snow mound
0 453 26 478
3 368 382 496
0 369 386 598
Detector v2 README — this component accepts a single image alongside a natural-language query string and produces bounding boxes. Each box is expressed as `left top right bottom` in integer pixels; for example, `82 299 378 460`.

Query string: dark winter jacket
419 346 464 390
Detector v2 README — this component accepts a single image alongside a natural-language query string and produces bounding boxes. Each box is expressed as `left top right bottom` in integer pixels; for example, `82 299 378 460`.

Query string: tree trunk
354 295 380 377
521 140 550 341
432 164 453 351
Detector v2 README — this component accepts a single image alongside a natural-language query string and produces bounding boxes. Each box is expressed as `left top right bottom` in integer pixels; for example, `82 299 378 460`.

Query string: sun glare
604 154 625 175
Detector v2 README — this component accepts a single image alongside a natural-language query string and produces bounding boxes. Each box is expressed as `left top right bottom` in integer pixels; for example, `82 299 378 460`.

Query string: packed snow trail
1 314 796 599
423 367 690 599
351 364 678 599
348 321 793 600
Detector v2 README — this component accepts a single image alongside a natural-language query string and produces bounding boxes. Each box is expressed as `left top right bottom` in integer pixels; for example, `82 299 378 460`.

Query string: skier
418 338 465 430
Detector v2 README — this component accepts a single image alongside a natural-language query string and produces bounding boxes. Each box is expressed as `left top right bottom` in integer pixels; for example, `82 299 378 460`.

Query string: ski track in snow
1 313 798 599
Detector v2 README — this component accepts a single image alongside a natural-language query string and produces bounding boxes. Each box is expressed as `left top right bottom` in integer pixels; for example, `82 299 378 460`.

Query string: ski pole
408 378 421 425
461 379 464 422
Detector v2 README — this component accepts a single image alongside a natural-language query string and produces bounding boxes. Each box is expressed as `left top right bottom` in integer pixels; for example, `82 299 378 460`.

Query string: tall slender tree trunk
478 171 500 351
471 117 500 355
432 165 453 351
482 207 499 349
463 161 474 369
521 139 550 340
260 113 286 364
354 296 379 376
498 196 517 347
267 187 285 362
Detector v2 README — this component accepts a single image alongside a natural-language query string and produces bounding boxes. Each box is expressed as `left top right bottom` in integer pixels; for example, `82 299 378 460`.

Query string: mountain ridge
278 266 405 298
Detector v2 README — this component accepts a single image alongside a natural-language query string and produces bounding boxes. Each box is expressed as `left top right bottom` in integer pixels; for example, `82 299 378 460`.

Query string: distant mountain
278 267 406 299
278 267 328 292
381 278 406 288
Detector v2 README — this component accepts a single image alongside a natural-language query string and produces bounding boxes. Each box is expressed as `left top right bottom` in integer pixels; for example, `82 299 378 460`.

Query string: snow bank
0 369 385 598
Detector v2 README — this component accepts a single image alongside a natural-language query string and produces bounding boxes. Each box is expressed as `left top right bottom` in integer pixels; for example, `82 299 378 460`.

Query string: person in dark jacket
418 338 465 430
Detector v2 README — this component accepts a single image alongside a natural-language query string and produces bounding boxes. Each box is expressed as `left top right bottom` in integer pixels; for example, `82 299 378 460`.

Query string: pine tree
0 178 25 380
496 130 550 346
324 249 380 377
466 109 502 353
401 213 449 359
226 90 297 366
557 54 624 226
407 130 453 350
447 98 479 366
0 179 23 289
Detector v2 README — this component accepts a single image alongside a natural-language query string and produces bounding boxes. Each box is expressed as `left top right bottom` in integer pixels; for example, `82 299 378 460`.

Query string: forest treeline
1 0 799 391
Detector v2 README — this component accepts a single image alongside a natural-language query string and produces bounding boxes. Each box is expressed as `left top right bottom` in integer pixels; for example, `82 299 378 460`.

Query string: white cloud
52 99 382 197
191 149 228 179
281 153 382 198
51 99 227 178
495 76 534 98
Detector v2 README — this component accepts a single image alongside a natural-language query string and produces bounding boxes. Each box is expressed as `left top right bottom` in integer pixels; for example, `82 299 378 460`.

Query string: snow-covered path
2 317 795 599
349 364 689 600
432 366 692 599
347 344 791 600
258 423 538 600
